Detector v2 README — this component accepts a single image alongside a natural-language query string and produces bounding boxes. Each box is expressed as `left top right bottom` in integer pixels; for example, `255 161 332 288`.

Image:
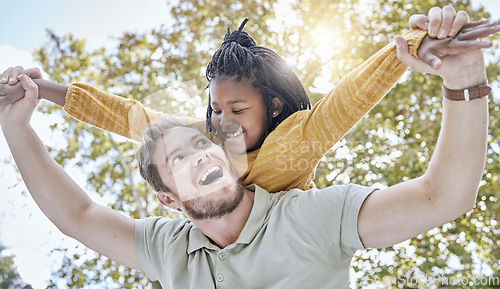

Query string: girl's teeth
226 131 242 138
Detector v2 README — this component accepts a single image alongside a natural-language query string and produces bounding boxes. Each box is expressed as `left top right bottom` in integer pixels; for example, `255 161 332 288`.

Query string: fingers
9 66 25 85
458 20 500 40
447 40 493 54
0 82 25 107
0 67 14 84
18 74 39 105
395 36 409 60
437 6 456 39
0 66 27 85
426 6 469 39
409 14 429 30
462 19 489 29
396 36 436 73
428 7 444 38
24 67 43 79
449 10 469 37
420 52 442 70
395 36 423 70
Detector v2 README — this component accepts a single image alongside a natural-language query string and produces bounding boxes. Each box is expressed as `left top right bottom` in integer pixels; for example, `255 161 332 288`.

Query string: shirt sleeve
135 217 162 281
135 217 196 284
289 185 374 260
63 83 207 142
338 185 375 256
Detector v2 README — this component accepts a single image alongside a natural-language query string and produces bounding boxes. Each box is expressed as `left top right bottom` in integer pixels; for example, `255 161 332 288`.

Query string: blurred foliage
29 0 499 288
0 243 33 289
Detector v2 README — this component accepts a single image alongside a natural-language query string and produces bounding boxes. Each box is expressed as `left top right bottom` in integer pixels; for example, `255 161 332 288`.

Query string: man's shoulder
137 216 196 236
273 183 372 200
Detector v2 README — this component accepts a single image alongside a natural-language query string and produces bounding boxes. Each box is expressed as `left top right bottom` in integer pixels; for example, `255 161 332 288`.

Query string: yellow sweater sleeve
62 29 427 193
63 83 206 142
243 29 427 192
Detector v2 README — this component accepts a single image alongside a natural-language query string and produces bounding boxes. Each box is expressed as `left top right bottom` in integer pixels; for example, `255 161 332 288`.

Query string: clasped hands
1 7 500 107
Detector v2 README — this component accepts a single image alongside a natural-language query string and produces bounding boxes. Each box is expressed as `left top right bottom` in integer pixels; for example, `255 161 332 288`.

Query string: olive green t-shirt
135 184 374 288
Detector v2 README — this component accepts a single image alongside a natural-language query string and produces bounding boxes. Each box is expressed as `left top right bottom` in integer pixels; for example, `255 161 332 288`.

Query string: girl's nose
220 117 240 130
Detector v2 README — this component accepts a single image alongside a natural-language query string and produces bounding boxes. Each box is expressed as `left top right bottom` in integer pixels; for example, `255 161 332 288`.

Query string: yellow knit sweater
63 29 427 193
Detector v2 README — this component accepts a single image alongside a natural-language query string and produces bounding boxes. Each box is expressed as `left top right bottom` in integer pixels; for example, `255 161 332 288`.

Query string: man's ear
272 97 283 118
157 191 181 210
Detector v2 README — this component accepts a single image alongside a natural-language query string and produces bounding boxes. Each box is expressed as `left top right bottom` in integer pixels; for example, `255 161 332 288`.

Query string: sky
0 0 499 288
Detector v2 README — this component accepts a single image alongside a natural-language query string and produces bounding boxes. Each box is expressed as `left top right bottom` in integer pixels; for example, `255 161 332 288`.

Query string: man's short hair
138 117 191 192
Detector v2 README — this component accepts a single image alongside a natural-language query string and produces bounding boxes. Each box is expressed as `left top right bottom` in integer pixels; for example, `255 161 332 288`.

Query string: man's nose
193 150 210 167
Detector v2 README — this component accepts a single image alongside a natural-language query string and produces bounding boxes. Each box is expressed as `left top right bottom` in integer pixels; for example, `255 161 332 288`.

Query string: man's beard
182 180 245 220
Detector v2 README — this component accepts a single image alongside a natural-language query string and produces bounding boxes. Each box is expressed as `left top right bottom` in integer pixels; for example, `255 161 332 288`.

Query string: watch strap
443 82 491 101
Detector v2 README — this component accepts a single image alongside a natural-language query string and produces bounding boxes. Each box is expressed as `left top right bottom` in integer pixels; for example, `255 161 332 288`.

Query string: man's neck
192 188 255 248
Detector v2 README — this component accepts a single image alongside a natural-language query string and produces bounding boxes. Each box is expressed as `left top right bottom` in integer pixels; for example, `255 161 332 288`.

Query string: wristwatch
442 82 492 101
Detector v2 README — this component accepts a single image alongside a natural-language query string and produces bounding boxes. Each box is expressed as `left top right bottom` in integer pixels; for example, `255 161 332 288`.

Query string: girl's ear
272 97 283 118
157 191 181 210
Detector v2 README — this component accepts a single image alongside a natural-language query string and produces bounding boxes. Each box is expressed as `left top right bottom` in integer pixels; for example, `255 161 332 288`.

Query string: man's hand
396 19 500 85
0 66 42 106
406 6 491 70
409 5 470 39
1 66 43 85
0 74 39 127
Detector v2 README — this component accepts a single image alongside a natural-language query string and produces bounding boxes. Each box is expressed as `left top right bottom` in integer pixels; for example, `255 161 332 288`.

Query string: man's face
152 126 243 219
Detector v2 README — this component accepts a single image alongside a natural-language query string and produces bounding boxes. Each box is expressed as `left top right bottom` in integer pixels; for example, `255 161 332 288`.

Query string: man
1 24 498 288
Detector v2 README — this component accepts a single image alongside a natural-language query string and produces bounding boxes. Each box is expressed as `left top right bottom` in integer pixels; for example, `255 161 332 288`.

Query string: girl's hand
0 82 25 106
0 74 39 127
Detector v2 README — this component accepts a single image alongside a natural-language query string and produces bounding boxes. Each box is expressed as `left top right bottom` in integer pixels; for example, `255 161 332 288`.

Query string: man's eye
172 155 184 165
196 139 210 148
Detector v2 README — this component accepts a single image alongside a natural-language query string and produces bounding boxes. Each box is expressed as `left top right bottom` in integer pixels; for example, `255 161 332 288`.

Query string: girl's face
209 78 267 153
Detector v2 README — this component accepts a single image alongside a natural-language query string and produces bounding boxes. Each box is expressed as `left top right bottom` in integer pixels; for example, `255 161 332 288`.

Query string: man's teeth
225 130 243 138
200 166 222 185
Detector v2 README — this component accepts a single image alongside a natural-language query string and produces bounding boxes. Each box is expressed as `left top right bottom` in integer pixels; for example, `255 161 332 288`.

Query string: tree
21 0 500 287
0 244 32 289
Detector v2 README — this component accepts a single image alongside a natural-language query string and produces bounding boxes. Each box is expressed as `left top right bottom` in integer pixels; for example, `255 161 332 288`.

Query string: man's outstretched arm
0 75 141 270
357 26 496 248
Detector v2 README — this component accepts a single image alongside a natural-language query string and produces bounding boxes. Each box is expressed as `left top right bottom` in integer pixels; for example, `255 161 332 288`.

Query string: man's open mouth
199 165 223 185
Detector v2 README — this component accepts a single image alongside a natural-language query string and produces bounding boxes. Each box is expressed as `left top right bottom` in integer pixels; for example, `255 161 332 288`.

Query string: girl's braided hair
205 19 311 138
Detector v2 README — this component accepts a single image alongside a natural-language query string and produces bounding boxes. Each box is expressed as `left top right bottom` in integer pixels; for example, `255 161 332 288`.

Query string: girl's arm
63 82 206 141
247 29 427 192
0 77 206 142
0 68 67 107
251 19 494 192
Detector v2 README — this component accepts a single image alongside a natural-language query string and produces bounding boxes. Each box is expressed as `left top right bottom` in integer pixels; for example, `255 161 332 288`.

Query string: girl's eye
232 108 246 114
172 155 184 166
212 110 222 115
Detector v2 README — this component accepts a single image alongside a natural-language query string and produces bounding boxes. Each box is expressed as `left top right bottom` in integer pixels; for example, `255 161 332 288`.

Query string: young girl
1 9 467 193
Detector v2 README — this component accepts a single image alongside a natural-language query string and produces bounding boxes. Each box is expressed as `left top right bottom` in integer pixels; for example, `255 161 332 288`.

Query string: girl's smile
210 78 267 153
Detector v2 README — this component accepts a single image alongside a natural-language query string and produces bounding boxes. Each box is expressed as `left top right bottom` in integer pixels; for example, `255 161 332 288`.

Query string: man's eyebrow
166 134 201 160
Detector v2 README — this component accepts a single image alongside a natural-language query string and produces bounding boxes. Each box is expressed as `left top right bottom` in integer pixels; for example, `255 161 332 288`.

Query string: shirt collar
234 184 270 244
186 184 270 253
